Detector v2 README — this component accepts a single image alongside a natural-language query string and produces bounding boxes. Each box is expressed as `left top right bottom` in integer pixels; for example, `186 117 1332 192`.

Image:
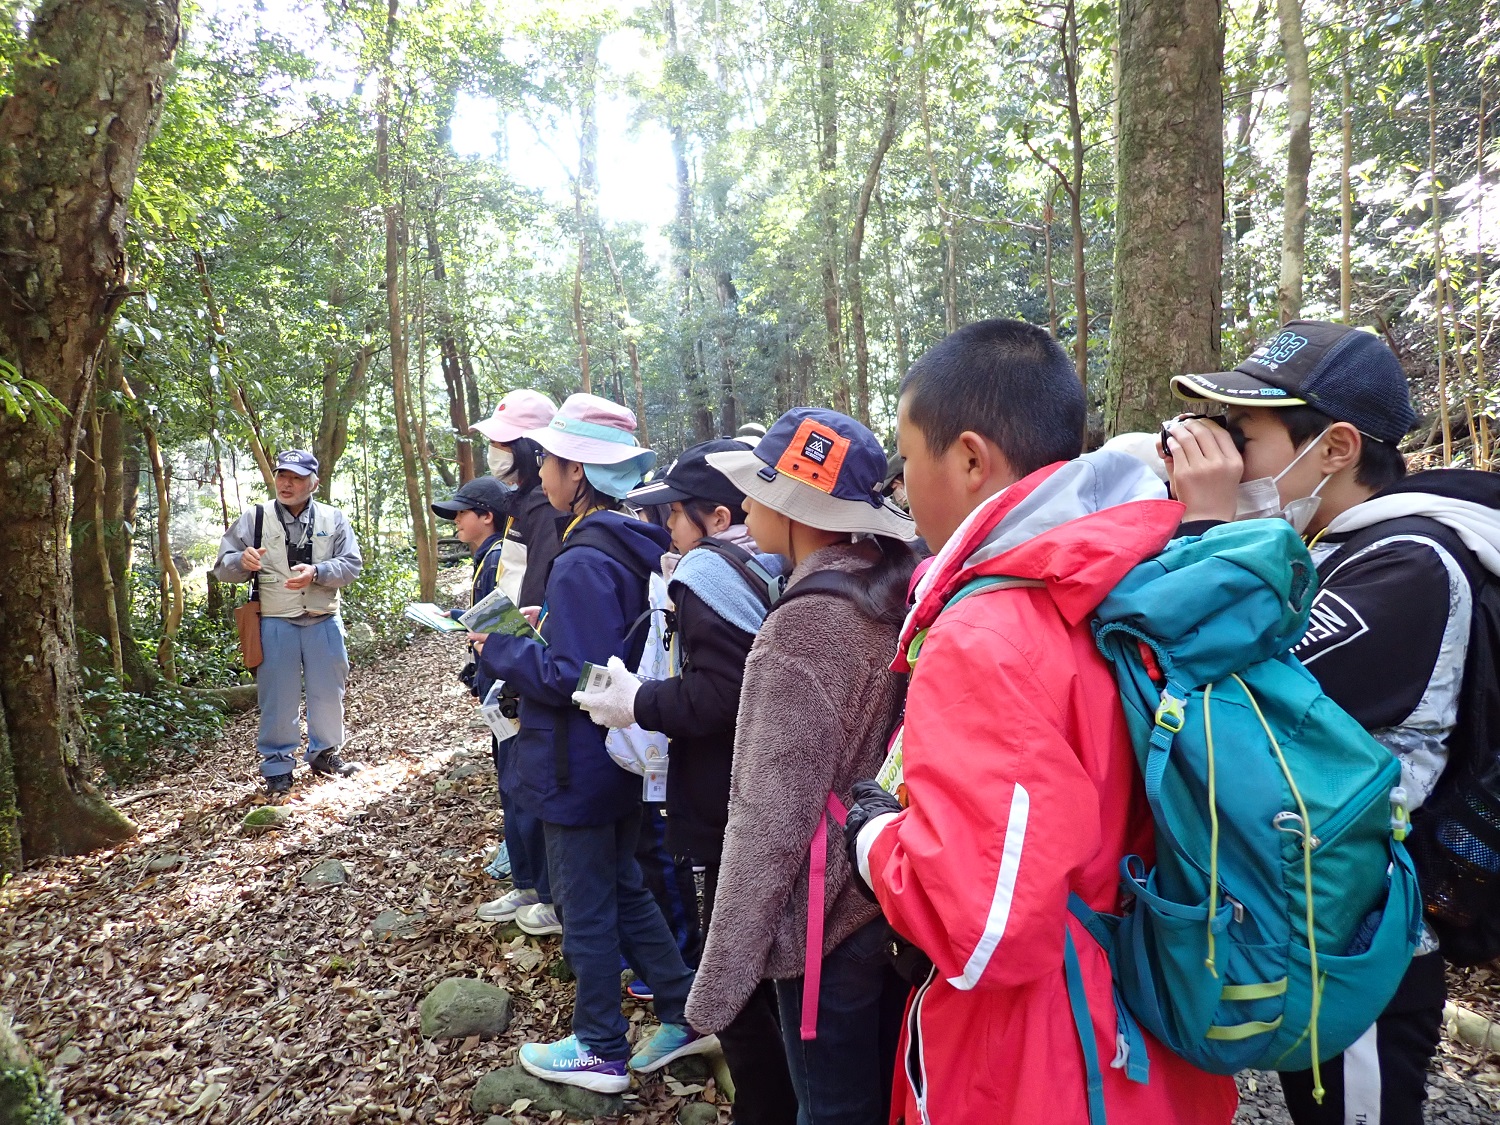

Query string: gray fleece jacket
685 541 907 1034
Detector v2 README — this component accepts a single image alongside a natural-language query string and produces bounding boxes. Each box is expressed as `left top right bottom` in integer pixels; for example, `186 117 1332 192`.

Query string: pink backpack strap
801 792 849 1041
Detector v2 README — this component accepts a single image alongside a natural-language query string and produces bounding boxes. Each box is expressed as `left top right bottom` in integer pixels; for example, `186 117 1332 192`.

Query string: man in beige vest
214 450 364 800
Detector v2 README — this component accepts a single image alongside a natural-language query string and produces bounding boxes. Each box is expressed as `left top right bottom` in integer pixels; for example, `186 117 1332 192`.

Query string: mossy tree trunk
0 0 181 871
1106 0 1224 436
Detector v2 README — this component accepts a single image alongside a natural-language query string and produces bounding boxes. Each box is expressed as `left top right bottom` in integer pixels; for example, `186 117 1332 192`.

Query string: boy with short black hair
1164 320 1500 1124
845 317 1238 1123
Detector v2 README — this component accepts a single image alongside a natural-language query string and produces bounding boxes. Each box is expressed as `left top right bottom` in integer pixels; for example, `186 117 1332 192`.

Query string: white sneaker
477 887 539 923
515 901 563 936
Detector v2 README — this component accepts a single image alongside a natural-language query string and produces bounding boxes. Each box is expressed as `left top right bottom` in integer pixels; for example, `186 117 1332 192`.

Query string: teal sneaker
517 1035 629 1094
628 1023 720 1073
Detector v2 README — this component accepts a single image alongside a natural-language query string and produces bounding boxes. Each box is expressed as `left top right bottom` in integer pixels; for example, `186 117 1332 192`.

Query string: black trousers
1279 951 1447 1125
702 858 801 1125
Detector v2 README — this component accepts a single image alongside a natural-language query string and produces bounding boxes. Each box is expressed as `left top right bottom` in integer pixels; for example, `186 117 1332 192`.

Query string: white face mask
1234 427 1332 534
488 446 514 479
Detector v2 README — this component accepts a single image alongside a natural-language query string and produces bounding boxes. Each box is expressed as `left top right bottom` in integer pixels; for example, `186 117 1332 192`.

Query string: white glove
572 655 642 730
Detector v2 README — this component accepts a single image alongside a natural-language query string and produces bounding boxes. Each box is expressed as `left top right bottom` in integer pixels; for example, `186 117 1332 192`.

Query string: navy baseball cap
627 438 752 512
432 475 514 519
1171 321 1416 444
704 408 916 539
275 449 319 476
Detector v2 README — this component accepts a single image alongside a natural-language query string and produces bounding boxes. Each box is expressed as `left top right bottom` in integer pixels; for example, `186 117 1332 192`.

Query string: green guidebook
405 603 465 633
462 587 544 643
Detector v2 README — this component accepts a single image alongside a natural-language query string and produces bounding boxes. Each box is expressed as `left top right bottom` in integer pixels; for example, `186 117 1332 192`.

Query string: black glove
844 780 903 900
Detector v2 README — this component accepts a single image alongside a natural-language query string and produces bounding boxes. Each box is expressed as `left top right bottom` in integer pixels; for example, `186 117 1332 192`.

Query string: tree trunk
817 25 847 411
423 215 475 482
143 421 182 682
1062 0 1089 387
664 0 714 440
573 35 600 395
71 349 154 691
917 24 959 334
715 271 740 436
1427 39 1453 465
1339 0 1353 322
1107 0 1224 436
603 241 648 444
378 0 436 598
0 0 176 869
193 250 274 489
1044 182 1060 339
314 342 373 500
1276 0 1312 324
847 0 907 427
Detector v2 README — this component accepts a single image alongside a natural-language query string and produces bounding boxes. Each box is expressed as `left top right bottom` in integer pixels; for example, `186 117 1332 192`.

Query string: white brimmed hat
705 408 916 540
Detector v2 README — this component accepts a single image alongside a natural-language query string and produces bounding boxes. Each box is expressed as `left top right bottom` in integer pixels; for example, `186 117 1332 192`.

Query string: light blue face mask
584 452 656 499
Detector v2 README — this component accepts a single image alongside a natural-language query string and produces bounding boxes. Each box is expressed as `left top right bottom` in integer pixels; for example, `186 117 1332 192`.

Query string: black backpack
1331 471 1500 965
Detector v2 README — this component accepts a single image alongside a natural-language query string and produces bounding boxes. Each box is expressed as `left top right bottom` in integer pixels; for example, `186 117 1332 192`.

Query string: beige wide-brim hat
705 449 917 540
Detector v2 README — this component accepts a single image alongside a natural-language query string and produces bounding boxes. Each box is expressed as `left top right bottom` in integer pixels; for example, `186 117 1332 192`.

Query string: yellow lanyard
562 506 605 541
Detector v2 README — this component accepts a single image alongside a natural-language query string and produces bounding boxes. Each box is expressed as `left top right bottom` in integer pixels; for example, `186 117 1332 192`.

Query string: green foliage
0 356 65 426
77 633 228 783
340 552 424 656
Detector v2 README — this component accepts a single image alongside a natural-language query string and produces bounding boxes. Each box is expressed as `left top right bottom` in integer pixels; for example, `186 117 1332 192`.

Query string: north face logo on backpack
801 432 834 464
1257 331 1309 366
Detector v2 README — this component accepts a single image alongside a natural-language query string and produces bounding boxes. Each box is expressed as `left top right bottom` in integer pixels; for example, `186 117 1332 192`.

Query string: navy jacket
477 509 671 826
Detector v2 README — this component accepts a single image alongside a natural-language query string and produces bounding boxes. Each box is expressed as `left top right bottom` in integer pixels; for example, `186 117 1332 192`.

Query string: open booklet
404 603 466 633
462 586 544 643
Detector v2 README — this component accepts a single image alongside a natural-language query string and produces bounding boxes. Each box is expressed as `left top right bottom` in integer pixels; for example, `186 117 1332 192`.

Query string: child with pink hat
470 394 718 1091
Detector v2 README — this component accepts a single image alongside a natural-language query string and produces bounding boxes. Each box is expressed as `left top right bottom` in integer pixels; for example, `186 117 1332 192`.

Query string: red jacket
859 457 1239 1125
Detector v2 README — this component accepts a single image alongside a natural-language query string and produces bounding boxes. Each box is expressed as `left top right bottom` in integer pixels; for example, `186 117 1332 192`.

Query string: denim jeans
545 807 696 1059
494 736 550 903
774 918 908 1125
256 615 349 777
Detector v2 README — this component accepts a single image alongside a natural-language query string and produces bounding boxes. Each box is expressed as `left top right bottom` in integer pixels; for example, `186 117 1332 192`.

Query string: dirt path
3 630 1497 1123
1 633 709 1123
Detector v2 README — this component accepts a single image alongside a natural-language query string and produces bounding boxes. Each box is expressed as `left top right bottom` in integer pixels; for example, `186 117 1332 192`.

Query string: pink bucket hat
527 394 655 468
472 389 557 444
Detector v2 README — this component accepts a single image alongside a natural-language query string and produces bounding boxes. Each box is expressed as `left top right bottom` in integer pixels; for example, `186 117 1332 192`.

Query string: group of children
432 316 1500 1125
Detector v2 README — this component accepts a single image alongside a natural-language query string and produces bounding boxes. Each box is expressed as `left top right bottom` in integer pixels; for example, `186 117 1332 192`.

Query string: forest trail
1 628 1497 1124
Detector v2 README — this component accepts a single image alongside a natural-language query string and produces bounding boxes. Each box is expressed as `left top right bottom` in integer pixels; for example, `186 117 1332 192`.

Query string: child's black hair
507 436 544 493
898 318 1084 477
552 456 622 513
1271 404 1407 492
679 496 748 540
851 535 919 627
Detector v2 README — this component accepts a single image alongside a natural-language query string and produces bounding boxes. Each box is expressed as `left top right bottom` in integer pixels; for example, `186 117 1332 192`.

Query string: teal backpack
1079 520 1421 1107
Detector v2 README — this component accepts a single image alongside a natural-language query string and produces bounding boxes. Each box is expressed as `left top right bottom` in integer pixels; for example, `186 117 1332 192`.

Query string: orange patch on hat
774 417 850 495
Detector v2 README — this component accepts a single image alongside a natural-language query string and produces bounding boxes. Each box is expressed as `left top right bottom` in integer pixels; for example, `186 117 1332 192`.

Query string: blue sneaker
484 842 511 879
518 1035 629 1094
628 1023 719 1073
626 976 654 1002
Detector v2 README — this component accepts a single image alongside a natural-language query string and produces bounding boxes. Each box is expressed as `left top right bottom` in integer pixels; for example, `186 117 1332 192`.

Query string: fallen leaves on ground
2 611 724 1125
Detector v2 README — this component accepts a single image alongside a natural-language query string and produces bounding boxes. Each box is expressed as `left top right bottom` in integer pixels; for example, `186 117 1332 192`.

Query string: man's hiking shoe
477 887 538 923
517 1035 629 1094
629 1023 718 1073
626 976 654 1002
515 901 563 936
309 748 359 778
263 773 293 803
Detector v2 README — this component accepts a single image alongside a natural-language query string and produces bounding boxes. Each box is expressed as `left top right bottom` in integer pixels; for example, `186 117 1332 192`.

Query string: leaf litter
1 623 726 1124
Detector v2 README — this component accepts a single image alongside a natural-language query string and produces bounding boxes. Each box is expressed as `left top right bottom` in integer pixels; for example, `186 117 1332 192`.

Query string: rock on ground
418 977 513 1040
299 859 348 887
368 909 424 941
677 1102 718 1125
240 805 290 831
471 1065 624 1118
